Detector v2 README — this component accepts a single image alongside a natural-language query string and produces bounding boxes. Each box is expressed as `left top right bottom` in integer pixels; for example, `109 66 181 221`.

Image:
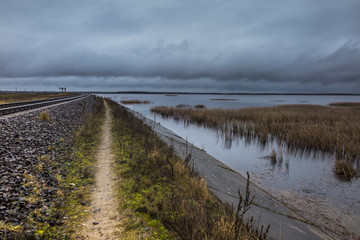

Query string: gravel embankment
0 95 95 235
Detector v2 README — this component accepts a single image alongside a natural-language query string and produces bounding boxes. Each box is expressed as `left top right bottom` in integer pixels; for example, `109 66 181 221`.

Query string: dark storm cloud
0 0 359 92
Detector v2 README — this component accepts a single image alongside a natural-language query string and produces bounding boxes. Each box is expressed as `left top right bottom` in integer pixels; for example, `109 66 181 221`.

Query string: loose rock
0 96 96 238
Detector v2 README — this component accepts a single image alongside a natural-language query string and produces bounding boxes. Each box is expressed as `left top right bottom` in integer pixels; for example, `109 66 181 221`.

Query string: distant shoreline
2 90 359 96
91 91 360 96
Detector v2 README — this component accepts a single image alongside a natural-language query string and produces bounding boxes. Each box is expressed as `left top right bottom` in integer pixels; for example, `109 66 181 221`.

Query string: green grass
52 98 105 239
108 99 268 240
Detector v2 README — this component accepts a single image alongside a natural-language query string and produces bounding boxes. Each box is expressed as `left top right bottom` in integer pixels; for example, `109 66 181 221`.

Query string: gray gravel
0 95 95 237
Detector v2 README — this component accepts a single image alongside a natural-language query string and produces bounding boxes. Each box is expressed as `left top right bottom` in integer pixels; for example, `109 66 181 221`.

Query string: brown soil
79 101 122 239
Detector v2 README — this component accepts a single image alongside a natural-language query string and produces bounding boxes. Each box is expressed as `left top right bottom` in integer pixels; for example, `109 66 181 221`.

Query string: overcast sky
1 0 359 93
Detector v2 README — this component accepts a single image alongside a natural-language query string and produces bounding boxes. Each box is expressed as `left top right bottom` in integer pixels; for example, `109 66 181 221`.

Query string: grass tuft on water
334 160 358 180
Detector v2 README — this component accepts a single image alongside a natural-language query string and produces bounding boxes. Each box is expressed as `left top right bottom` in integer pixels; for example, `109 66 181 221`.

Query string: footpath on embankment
131 109 339 240
80 101 122 239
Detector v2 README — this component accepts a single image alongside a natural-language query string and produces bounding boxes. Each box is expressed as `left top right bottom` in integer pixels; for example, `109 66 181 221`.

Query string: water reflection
207 122 341 181
206 119 336 161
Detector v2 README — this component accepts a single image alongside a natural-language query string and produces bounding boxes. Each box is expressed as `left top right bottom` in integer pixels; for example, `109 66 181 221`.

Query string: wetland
100 93 360 239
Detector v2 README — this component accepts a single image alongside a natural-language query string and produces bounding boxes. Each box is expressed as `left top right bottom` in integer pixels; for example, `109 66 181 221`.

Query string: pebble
0 96 96 237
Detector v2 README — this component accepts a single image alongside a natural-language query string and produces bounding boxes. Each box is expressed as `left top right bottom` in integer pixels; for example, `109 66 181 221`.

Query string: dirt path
80 101 122 239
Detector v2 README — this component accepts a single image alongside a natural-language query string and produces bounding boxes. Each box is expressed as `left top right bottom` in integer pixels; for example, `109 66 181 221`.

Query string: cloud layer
1 0 359 92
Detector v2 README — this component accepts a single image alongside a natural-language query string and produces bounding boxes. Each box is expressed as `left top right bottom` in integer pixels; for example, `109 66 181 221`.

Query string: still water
99 94 360 217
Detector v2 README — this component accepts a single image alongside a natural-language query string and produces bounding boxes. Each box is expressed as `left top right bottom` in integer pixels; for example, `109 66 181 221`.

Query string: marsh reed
120 99 151 104
151 104 360 170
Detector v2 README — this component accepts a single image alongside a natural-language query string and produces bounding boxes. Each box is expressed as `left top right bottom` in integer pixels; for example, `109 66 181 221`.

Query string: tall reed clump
151 104 360 178
335 160 357 180
108 99 268 240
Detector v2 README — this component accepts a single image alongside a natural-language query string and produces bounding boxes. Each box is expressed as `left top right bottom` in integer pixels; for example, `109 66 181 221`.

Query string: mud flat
130 109 339 240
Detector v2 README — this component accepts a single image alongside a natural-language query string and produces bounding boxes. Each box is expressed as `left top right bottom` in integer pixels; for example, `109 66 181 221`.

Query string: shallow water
99 93 360 226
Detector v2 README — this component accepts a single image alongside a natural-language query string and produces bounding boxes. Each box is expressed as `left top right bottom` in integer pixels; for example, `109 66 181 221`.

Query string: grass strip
108 99 268 240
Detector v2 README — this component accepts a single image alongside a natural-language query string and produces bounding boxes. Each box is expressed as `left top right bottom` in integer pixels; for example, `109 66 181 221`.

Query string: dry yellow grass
0 92 76 103
335 160 357 180
151 104 360 166
38 110 50 122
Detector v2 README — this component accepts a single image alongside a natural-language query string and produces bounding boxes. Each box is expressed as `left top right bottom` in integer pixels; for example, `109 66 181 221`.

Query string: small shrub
334 160 357 180
38 110 50 122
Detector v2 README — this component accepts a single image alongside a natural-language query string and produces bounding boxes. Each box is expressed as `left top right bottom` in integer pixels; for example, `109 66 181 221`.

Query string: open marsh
99 93 360 238
151 104 360 166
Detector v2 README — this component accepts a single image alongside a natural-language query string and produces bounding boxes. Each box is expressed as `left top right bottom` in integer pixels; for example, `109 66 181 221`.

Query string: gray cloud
0 0 359 92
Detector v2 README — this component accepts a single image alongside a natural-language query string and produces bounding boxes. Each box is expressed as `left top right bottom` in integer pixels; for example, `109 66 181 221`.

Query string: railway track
0 94 86 116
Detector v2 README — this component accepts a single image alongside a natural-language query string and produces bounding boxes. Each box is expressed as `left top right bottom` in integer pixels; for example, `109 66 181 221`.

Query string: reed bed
120 99 151 104
176 104 206 109
151 104 360 172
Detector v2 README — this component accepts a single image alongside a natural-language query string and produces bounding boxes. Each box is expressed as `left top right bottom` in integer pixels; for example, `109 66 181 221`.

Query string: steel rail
0 94 81 109
0 95 86 116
